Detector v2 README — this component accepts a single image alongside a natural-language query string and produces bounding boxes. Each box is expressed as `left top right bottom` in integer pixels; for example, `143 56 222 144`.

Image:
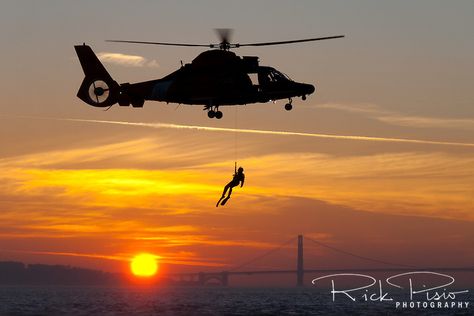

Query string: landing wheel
208 110 216 119
285 103 293 111
215 111 223 119
302 95 307 101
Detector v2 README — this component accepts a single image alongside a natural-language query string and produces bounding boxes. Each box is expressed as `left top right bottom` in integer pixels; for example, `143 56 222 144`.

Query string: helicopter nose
305 84 315 95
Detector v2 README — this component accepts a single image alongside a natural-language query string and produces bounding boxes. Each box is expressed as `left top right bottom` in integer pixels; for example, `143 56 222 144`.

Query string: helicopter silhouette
75 29 344 119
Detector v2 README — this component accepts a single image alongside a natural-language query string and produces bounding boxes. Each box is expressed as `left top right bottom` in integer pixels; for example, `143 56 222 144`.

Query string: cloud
1 118 472 272
97 52 159 68
0 249 227 267
316 103 382 115
316 103 474 131
53 117 474 148
0 249 127 261
243 152 474 220
0 136 473 271
1 136 473 221
377 115 474 130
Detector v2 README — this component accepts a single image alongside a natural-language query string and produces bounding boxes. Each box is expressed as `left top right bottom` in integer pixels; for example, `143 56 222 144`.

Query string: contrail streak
23 117 474 147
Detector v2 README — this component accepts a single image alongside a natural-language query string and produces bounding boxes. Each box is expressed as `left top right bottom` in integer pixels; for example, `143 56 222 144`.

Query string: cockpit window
271 69 291 81
259 67 291 84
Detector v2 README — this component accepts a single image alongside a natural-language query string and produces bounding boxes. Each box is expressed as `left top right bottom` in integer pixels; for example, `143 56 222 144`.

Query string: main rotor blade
237 35 345 47
106 35 345 50
106 40 213 48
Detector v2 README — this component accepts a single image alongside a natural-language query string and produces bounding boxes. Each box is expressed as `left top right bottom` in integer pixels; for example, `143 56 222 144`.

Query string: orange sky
0 119 473 276
0 1 473 282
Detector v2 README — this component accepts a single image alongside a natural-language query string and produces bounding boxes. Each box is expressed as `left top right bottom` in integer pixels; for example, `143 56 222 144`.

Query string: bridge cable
305 236 419 269
229 236 297 271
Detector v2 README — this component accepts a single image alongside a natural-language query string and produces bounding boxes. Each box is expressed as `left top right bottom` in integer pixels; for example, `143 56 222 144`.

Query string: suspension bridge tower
297 234 304 286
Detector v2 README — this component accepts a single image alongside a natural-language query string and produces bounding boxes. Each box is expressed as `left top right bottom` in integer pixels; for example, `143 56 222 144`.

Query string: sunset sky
0 0 473 279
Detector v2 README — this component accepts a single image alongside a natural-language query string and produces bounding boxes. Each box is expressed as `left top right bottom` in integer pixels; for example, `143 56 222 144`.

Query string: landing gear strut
206 105 223 119
284 98 293 111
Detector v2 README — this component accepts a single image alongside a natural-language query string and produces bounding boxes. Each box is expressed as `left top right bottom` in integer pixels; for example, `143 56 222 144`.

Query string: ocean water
0 286 471 316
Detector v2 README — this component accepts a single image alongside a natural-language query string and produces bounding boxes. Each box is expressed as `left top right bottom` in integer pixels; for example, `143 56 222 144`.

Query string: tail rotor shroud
88 80 110 105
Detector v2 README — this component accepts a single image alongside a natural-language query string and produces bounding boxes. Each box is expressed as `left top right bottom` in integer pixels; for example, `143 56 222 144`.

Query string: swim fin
220 196 230 206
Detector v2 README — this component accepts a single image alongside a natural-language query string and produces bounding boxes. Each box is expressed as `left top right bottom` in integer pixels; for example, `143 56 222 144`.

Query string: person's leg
220 185 234 206
221 182 231 197
217 183 230 207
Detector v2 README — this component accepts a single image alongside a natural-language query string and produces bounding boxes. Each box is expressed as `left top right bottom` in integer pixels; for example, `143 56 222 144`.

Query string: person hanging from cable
216 164 245 207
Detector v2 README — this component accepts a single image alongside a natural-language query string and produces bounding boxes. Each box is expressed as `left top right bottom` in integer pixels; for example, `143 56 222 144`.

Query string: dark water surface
0 286 471 315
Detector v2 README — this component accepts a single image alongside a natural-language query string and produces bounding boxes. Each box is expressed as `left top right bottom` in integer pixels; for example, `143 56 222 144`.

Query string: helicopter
74 30 344 119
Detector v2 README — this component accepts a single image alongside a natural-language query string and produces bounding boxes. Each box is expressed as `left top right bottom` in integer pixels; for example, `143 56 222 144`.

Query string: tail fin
74 44 120 107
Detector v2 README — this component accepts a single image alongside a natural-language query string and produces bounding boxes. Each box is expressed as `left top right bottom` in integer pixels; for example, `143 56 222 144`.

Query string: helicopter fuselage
75 45 315 118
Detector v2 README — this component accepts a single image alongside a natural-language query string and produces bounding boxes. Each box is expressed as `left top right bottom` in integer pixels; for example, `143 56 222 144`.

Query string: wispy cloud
55 117 474 148
377 115 474 130
0 132 473 270
132 235 276 249
316 103 474 131
97 52 159 68
243 152 474 220
0 249 227 267
1 249 127 261
1 137 473 221
316 103 381 115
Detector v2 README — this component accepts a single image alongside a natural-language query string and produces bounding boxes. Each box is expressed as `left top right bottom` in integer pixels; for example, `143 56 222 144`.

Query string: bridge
165 235 473 286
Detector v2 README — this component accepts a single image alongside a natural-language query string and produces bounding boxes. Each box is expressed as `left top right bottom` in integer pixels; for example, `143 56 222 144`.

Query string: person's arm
240 174 245 187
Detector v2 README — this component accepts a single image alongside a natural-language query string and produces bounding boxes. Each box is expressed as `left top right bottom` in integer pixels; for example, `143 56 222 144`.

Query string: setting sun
130 253 159 277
